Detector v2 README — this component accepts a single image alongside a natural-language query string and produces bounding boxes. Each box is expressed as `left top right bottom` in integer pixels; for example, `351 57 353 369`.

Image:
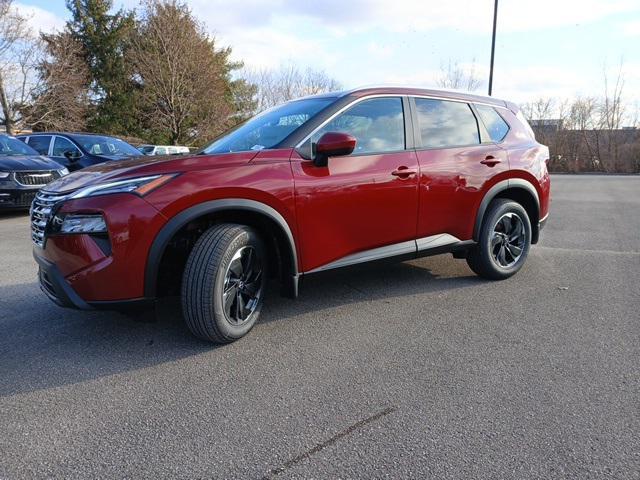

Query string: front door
292 96 420 272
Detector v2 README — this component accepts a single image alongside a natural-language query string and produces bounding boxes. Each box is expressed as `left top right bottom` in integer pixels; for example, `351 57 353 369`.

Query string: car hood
0 155 64 171
43 151 259 194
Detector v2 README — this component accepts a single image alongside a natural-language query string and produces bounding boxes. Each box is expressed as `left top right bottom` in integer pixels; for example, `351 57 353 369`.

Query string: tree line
521 67 639 173
0 0 340 146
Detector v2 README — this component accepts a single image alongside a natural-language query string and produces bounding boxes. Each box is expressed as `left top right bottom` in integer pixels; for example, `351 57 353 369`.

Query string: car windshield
72 135 142 157
139 146 155 154
201 97 335 154
0 135 39 156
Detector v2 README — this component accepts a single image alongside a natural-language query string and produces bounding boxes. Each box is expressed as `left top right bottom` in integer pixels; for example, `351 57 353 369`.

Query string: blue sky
15 0 640 109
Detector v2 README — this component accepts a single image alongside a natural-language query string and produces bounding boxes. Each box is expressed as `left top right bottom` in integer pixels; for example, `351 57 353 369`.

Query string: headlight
58 168 69 176
54 214 107 234
70 174 177 200
0 171 9 179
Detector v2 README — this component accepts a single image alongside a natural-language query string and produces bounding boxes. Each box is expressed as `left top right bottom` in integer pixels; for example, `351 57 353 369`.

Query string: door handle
391 166 417 178
480 156 502 167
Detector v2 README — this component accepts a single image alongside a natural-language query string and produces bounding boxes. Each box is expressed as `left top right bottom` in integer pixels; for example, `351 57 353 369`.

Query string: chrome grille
14 170 61 187
30 191 68 247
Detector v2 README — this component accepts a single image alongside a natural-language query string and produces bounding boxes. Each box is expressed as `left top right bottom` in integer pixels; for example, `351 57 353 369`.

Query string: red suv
32 87 550 343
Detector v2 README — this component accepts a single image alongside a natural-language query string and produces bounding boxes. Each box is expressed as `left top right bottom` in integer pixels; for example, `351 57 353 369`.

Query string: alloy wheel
491 212 526 268
222 246 263 324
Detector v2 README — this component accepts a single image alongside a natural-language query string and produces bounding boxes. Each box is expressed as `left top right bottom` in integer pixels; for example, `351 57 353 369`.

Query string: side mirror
313 132 356 167
64 150 81 162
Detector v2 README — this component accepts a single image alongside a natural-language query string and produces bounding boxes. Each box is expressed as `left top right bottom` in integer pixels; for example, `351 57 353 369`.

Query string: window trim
410 96 484 151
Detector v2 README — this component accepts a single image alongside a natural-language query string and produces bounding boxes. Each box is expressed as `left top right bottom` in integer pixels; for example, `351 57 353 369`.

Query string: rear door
411 97 509 242
292 96 420 272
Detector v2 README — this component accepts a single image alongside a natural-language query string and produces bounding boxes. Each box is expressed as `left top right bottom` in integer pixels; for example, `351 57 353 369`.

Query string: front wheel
466 199 532 280
182 224 267 343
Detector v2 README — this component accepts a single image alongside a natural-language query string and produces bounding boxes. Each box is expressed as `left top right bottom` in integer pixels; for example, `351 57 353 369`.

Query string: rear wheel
182 224 266 343
467 199 531 280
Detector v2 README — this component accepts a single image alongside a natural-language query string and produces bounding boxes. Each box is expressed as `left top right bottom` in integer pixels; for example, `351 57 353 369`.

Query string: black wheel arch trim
144 198 300 299
473 178 540 241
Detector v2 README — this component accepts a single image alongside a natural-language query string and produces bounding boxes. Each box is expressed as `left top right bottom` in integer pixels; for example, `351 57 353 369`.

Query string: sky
13 0 640 109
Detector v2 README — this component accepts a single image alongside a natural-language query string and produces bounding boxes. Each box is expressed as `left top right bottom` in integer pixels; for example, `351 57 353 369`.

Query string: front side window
414 98 480 148
475 104 510 142
310 97 405 155
52 136 82 157
27 135 52 155
202 97 335 155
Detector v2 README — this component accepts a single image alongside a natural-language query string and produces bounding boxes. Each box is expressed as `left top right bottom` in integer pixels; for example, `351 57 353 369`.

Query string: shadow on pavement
0 258 481 397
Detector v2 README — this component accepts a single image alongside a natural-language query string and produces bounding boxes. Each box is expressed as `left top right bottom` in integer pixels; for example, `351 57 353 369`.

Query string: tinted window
202 97 334 154
414 98 479 148
312 97 405 155
476 104 510 142
27 135 52 155
52 136 82 157
71 135 141 156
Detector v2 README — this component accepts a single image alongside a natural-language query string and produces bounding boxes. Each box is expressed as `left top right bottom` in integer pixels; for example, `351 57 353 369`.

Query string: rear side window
312 97 405 155
475 104 510 142
414 98 479 148
27 135 52 155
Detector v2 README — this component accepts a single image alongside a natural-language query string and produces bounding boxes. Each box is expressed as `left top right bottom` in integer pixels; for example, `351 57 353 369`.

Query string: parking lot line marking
262 406 397 479
535 246 640 256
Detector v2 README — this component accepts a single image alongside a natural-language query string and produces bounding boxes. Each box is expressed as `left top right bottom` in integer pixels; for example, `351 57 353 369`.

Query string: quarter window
414 98 480 148
27 135 52 155
52 136 82 157
475 104 510 142
312 97 405 155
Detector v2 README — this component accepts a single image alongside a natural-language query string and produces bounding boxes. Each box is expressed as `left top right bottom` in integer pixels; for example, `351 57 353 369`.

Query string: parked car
17 132 142 172
138 145 190 156
30 87 550 343
0 134 68 210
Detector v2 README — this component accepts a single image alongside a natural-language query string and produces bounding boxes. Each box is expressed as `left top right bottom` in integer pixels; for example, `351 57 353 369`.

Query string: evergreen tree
65 0 139 135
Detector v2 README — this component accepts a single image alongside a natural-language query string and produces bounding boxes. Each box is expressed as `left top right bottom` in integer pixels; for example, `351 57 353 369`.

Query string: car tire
466 199 532 280
182 223 267 343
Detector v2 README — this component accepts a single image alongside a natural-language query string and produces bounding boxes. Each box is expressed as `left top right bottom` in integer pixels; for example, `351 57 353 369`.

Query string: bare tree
599 62 627 171
0 0 40 134
25 32 91 131
130 0 248 145
245 63 341 112
436 59 482 92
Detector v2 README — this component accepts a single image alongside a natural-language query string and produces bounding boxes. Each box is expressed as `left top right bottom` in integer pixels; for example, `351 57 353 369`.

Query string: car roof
298 86 518 111
25 132 118 137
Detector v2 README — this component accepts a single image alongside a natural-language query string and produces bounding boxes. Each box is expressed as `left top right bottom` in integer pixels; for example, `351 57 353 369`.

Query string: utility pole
488 0 498 96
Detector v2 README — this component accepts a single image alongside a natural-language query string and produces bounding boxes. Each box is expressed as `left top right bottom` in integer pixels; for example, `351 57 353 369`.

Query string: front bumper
31 192 168 310
0 186 39 209
34 251 154 311
34 252 91 309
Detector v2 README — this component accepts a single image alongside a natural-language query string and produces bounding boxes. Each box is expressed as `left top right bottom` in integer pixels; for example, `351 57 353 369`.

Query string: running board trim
306 234 463 274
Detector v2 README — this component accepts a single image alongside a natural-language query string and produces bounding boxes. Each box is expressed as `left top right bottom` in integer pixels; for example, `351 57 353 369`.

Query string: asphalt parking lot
1 174 639 479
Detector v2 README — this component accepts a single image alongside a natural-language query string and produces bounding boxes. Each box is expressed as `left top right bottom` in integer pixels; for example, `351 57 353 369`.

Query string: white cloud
162 0 640 35
621 20 640 36
14 3 65 34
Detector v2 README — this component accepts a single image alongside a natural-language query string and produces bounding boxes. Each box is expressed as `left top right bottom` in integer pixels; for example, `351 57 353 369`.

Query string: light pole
488 0 498 96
